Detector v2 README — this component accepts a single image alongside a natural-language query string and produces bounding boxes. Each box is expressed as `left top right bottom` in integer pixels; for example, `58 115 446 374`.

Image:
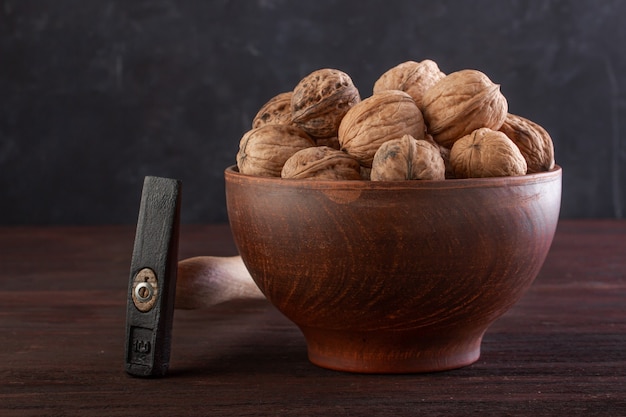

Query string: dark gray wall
1 0 625 224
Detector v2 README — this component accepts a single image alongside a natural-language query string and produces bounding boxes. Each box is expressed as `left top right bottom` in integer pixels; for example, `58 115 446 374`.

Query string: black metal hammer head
125 176 181 377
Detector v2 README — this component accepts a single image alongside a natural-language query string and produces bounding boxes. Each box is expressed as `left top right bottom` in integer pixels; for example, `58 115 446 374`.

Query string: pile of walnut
236 60 555 181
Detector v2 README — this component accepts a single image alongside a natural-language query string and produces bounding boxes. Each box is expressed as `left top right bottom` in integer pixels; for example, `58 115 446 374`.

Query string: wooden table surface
1 220 625 416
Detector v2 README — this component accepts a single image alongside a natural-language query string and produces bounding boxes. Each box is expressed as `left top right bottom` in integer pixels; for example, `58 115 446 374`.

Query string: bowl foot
301 326 485 373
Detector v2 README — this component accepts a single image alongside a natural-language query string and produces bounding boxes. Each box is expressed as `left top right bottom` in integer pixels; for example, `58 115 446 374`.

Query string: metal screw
134 282 153 302
132 268 158 312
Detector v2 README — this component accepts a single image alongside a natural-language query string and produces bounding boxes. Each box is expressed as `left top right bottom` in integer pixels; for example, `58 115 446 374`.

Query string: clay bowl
224 165 562 373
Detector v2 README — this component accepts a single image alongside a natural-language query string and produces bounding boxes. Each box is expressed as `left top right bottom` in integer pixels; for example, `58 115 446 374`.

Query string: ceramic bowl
224 165 562 373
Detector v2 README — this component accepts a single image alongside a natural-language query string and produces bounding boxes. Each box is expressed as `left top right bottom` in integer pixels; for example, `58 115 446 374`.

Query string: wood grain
1 221 625 416
225 166 562 373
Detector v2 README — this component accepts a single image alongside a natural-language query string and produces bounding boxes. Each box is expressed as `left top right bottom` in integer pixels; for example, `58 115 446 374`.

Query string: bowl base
301 326 485 374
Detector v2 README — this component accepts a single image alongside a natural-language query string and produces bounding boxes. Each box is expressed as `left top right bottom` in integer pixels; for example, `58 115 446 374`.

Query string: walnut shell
252 92 293 129
435 142 454 179
422 134 453 178
371 135 445 181
450 128 527 178
291 68 361 139
373 59 446 110
422 69 508 148
338 90 426 168
315 136 341 150
499 113 555 173
360 166 372 180
281 146 361 180
236 124 315 177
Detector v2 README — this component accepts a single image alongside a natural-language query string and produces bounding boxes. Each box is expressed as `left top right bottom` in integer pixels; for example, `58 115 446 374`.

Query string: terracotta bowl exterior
224 165 562 373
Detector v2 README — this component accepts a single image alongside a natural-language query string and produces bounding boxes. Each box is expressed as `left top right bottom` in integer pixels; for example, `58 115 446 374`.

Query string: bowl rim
225 164 562 190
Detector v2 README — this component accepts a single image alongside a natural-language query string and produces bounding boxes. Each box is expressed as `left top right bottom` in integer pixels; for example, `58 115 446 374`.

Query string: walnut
499 113 555 173
422 133 454 178
315 136 341 150
450 128 527 178
422 69 508 149
281 146 362 180
338 90 426 168
371 135 445 181
236 124 315 177
360 166 372 180
373 59 446 110
291 68 361 139
252 92 293 129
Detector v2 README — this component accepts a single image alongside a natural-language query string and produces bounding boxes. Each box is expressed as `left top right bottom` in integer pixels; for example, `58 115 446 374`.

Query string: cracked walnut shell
237 124 315 177
499 113 555 173
373 59 446 110
338 90 426 168
450 128 527 178
422 69 508 149
291 68 361 139
371 135 445 181
281 146 361 180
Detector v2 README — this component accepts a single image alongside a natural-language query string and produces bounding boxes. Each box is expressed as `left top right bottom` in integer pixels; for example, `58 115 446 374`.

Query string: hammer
124 176 263 377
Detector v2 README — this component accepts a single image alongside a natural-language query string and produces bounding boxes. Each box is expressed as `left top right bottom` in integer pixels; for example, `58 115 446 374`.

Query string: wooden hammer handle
175 255 265 309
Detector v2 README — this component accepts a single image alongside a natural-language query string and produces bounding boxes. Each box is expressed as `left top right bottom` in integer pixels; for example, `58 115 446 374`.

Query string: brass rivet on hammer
132 268 158 312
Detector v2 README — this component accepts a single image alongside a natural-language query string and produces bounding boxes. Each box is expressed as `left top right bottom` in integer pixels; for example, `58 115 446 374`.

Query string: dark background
1 0 625 225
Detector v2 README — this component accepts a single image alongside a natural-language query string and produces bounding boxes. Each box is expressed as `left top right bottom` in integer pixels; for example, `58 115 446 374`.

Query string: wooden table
1 220 625 416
